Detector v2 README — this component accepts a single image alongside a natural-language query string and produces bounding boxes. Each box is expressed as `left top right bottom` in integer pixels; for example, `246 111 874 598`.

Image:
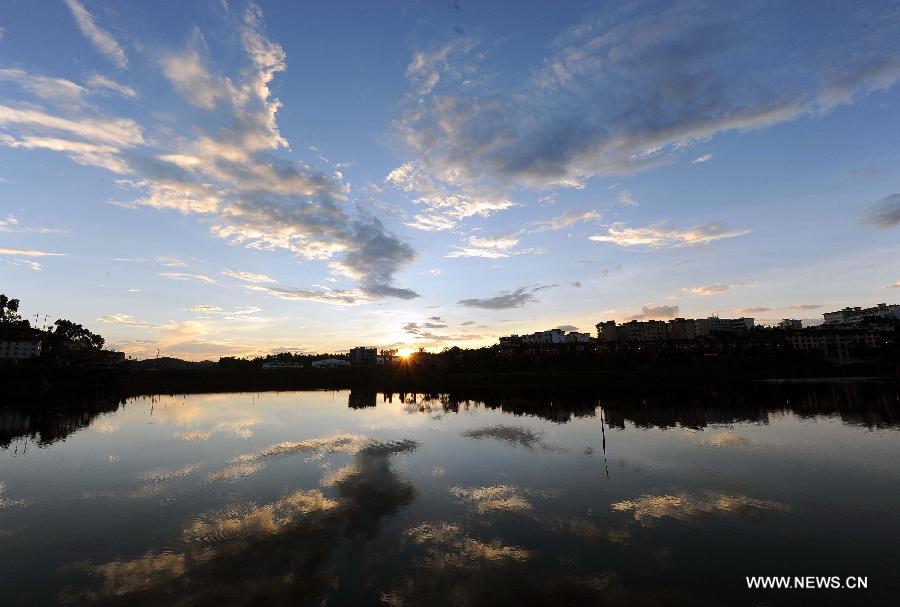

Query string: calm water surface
1 387 899 606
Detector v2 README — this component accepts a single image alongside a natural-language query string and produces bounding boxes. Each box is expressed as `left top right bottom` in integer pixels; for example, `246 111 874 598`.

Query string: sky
1 0 899 360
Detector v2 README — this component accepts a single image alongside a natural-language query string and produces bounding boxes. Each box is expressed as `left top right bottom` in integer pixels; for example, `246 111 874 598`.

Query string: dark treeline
2 290 897 400
2 353 897 402
0 294 105 356
359 380 900 428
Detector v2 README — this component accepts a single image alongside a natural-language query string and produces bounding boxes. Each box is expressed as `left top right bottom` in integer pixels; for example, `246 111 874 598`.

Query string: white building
597 317 753 342
565 332 592 343
311 358 350 369
823 303 900 324
521 329 568 344
596 320 668 342
668 318 698 340
262 361 303 369
0 339 42 359
499 328 593 352
696 316 754 336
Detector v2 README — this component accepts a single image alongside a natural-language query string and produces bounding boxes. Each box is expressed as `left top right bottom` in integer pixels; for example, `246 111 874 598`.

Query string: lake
1 385 899 606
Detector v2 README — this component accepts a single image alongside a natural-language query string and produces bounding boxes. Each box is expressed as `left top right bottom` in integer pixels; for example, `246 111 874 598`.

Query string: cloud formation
403 319 449 340
222 268 275 284
386 161 513 231
0 247 65 257
457 284 555 309
160 272 218 285
0 215 17 231
446 234 537 259
392 2 900 196
0 68 87 103
461 425 547 449
531 209 602 232
85 74 137 99
97 314 170 329
0 105 143 148
625 304 680 320
190 305 224 313
1 4 418 302
860 194 900 229
63 0 129 69
617 191 637 206
736 307 771 314
2 258 43 271
244 284 362 305
590 222 748 248
612 491 790 525
688 284 730 296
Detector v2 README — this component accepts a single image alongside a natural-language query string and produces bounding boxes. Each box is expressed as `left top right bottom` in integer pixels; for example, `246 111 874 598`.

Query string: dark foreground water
1 386 899 606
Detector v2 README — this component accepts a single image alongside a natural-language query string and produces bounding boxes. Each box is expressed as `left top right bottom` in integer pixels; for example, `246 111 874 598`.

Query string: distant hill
128 357 216 370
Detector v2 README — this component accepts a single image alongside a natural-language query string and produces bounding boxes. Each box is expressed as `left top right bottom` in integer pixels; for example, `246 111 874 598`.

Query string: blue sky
1 0 899 359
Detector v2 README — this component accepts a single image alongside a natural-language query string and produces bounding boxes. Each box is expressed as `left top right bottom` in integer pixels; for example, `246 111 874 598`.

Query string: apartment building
0 339 42 359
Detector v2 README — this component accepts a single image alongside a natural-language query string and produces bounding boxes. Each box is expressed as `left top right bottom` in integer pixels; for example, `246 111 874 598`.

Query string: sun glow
397 347 415 358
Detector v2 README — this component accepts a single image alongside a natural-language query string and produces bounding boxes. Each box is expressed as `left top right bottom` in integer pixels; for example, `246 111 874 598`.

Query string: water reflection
63 432 418 605
2 383 897 451
0 384 898 605
611 492 792 524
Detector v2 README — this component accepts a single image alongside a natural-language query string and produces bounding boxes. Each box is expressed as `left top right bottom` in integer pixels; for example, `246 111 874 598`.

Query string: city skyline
2 1 900 360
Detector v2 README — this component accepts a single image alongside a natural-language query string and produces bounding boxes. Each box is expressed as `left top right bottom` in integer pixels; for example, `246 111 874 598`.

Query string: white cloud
86 73 137 98
113 178 220 214
98 314 169 329
0 247 65 257
2 258 43 271
1 134 128 173
1 4 417 302
387 161 514 231
244 284 362 305
160 47 233 110
0 105 143 149
0 214 18 231
63 0 128 69
405 40 473 96
688 284 730 296
189 305 224 313
691 154 713 164
159 272 218 284
589 222 749 248
222 268 275 284
447 234 537 259
617 191 638 206
531 209 602 232
0 68 86 103
186 304 263 321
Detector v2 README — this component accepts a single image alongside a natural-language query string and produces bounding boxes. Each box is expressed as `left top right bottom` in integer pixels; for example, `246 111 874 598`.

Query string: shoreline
1 364 897 402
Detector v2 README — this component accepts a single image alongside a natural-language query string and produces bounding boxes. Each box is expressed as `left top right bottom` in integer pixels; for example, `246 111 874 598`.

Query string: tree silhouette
48 319 105 351
0 293 32 333
1 294 23 324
